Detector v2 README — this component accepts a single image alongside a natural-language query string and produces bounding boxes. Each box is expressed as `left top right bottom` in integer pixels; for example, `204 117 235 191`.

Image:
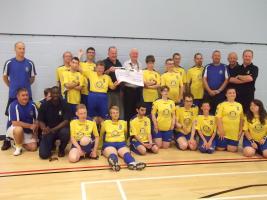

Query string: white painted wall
0 0 267 135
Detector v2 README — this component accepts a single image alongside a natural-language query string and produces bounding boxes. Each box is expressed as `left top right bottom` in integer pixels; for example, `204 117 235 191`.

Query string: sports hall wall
0 0 267 135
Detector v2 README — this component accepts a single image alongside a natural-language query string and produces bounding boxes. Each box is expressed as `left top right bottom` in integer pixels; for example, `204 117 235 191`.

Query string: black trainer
108 157 121 172
135 162 146 170
1 139 11 151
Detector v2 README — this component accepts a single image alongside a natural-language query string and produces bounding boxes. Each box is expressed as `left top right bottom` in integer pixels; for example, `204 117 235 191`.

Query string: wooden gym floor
1 142 267 200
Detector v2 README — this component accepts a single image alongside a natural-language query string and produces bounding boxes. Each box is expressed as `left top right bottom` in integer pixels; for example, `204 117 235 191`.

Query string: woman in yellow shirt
142 55 161 114
151 86 176 149
68 104 99 163
101 106 146 171
216 87 244 152
243 99 267 158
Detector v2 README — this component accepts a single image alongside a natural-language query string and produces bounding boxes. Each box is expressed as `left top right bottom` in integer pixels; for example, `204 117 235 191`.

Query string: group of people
2 41 266 172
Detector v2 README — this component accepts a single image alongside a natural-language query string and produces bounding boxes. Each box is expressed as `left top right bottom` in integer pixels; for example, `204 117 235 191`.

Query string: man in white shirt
123 48 142 121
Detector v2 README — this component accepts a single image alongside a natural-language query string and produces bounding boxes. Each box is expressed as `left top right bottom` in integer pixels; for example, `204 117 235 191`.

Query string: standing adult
236 50 258 113
103 46 123 117
123 48 143 121
38 86 71 159
2 42 37 150
203 50 228 114
227 52 240 90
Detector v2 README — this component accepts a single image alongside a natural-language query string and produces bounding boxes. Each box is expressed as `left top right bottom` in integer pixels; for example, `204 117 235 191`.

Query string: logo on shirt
202 125 211 134
254 123 263 133
219 70 223 74
228 111 237 120
111 130 120 137
29 110 34 116
95 81 104 89
170 80 177 86
140 128 145 135
25 66 30 72
144 121 148 126
85 125 89 131
197 74 202 80
118 124 123 130
184 118 192 126
58 110 62 116
247 70 250 74
163 109 170 116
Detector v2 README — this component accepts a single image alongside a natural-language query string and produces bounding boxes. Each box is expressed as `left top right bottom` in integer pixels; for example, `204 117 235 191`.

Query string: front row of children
69 86 267 171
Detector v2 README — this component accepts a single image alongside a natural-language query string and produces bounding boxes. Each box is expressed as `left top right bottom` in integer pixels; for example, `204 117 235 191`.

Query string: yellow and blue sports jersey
187 66 204 99
88 71 114 93
216 101 244 141
56 65 71 95
130 115 151 143
243 116 267 142
173 66 187 84
70 119 99 141
143 69 161 102
195 115 216 137
63 70 84 104
161 72 183 103
81 75 89 95
80 61 96 79
100 120 127 143
175 106 199 134
152 99 175 131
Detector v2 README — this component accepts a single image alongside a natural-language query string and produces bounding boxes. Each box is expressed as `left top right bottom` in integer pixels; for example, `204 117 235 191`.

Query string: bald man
123 48 143 121
2 42 37 150
227 52 240 90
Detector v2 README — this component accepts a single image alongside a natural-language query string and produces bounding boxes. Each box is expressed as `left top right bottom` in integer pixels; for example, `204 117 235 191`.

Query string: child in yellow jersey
216 87 244 152
63 57 84 116
186 53 205 107
87 60 120 123
161 58 183 103
130 102 159 155
68 104 99 163
143 55 161 114
243 99 267 158
101 106 146 171
193 100 216 153
151 86 176 149
174 94 198 151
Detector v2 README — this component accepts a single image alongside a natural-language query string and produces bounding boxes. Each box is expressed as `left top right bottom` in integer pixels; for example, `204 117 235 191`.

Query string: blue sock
123 152 135 164
109 153 118 163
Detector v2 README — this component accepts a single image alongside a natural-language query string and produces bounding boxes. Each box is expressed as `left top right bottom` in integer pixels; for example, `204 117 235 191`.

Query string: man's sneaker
1 139 11 151
128 162 146 170
13 147 22 156
108 157 121 172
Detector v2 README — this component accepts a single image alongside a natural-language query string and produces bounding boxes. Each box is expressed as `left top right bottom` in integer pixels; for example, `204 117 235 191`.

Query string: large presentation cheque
115 69 144 87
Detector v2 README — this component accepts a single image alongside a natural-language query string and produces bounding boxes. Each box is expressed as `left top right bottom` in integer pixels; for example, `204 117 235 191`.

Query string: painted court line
208 194 267 199
81 170 267 200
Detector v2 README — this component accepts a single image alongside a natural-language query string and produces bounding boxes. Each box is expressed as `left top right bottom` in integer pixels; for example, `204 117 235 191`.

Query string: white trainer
13 147 22 156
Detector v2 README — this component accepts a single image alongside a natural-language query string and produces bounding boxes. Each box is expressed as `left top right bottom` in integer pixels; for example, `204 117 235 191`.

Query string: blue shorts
198 135 216 154
102 142 127 151
130 141 155 155
72 141 93 154
174 131 195 141
152 130 173 142
87 92 108 118
216 136 239 148
243 136 267 154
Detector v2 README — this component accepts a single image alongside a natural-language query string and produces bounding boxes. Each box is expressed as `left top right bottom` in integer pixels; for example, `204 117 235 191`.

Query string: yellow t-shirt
80 61 96 79
143 69 160 102
70 119 99 141
161 72 183 103
173 66 187 84
216 101 244 141
130 116 151 143
63 71 84 104
56 65 70 95
175 106 199 134
195 115 216 137
88 71 114 93
152 99 175 131
243 116 267 142
187 66 204 99
100 120 127 143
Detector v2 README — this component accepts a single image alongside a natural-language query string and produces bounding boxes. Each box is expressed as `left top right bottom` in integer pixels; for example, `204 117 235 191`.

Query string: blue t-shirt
203 63 228 90
3 57 36 98
7 100 38 133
